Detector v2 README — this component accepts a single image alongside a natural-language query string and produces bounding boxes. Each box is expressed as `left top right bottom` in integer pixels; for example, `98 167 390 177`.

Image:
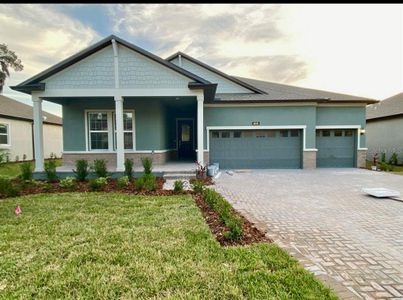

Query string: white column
32 95 44 172
197 94 204 165
115 96 125 171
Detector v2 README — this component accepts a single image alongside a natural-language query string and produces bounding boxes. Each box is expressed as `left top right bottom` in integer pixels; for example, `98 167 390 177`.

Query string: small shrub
89 177 108 191
174 180 184 193
117 176 130 189
93 159 108 178
22 154 27 161
73 160 89 182
381 152 386 163
44 159 58 182
135 174 156 191
15 155 19 162
202 188 243 240
389 152 398 166
196 161 207 180
191 179 205 193
59 177 76 190
0 149 9 165
379 162 393 172
141 157 153 175
0 176 20 198
124 158 134 179
20 162 33 181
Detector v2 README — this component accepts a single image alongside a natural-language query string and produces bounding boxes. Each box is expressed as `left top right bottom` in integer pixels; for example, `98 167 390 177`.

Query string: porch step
163 172 196 180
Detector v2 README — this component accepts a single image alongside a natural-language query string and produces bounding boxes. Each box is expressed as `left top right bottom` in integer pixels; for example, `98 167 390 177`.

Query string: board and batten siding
0 117 62 161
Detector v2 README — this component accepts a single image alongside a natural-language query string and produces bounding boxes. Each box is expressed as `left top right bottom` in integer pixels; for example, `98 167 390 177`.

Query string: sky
0 4 402 117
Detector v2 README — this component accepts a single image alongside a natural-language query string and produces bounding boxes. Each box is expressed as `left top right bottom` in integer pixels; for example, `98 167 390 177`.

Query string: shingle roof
0 95 62 125
214 77 377 103
366 92 403 120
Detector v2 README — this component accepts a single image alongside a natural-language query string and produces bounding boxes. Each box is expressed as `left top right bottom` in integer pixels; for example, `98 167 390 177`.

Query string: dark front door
178 119 194 160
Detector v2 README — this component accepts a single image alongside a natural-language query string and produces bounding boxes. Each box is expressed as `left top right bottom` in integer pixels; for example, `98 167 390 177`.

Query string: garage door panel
210 130 302 169
316 129 355 168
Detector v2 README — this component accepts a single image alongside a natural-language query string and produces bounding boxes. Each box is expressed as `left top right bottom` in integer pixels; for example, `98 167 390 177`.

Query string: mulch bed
2 177 270 247
192 193 271 246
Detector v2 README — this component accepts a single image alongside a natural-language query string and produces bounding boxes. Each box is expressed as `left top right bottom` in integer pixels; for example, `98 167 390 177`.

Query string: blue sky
1 4 402 116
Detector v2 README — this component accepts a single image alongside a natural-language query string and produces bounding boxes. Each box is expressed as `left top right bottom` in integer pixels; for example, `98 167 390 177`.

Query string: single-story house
0 95 62 161
10 35 377 172
366 92 403 162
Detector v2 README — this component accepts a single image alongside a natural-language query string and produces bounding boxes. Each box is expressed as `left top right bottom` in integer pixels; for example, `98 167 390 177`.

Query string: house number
252 121 260 126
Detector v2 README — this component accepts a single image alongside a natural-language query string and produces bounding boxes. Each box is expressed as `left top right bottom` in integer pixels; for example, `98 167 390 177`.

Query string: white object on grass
362 188 401 198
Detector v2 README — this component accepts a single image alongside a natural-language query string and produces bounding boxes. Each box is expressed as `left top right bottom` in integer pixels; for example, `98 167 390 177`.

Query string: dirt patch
193 193 271 246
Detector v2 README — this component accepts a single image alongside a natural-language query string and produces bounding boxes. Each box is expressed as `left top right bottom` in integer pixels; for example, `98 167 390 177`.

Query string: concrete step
163 173 196 180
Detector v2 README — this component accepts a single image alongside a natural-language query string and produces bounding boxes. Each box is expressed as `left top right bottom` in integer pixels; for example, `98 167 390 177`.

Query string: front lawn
0 159 62 178
0 193 337 299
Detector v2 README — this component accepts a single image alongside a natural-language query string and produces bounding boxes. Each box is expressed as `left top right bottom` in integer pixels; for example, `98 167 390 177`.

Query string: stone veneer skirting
357 149 367 168
62 151 175 168
303 150 317 169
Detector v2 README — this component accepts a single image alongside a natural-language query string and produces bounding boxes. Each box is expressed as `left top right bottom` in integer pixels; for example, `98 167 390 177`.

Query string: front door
177 119 194 160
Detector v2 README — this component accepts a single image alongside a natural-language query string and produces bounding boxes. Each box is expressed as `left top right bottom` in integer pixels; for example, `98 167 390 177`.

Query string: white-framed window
0 123 9 145
86 110 135 151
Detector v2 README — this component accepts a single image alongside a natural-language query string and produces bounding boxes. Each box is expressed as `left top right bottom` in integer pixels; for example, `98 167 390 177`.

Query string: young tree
0 44 23 93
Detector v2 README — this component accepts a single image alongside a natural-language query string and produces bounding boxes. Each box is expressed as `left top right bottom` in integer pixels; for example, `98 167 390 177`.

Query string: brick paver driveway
215 169 403 299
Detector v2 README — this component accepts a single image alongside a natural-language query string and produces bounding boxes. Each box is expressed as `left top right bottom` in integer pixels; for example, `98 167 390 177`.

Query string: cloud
0 4 100 115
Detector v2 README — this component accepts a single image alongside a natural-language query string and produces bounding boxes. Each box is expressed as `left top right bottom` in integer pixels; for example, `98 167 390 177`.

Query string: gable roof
366 92 403 120
212 76 378 103
0 95 62 125
166 52 266 94
11 35 212 95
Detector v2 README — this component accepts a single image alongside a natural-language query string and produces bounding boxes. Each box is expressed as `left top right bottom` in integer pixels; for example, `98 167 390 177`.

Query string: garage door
316 129 356 168
209 129 302 169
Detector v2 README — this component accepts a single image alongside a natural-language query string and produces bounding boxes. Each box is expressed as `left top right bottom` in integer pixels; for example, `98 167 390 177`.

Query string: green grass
0 159 62 178
0 193 337 299
365 160 403 175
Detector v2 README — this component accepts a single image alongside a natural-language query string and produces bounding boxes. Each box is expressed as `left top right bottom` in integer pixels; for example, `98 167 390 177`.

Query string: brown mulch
192 193 271 246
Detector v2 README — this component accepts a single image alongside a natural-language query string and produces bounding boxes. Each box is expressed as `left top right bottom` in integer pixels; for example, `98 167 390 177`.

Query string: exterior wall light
360 128 366 134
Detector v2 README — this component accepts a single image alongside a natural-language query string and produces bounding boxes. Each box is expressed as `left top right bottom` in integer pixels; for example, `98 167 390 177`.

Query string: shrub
124 158 134 179
0 176 20 198
73 160 89 182
202 188 243 240
89 177 108 191
389 152 398 166
20 162 33 181
117 176 130 189
195 161 207 180
59 176 76 190
15 155 19 162
93 159 108 178
381 152 386 163
135 174 156 191
22 154 27 161
0 149 9 165
191 179 205 193
44 159 58 182
174 180 184 193
141 157 153 175
379 162 393 172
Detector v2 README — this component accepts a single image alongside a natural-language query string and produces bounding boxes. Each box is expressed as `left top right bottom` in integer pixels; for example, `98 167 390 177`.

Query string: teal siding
204 106 317 149
316 106 366 148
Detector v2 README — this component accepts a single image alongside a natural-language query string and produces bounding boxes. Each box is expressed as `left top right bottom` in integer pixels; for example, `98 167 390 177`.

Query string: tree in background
0 44 23 93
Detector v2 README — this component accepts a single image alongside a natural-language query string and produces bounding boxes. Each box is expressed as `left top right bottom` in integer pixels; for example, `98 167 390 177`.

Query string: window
0 124 9 145
233 131 242 138
181 124 190 142
334 130 343 137
290 130 300 137
212 131 219 139
322 130 330 137
113 112 134 150
280 130 288 137
88 112 109 150
344 130 353 136
88 110 135 151
221 131 230 138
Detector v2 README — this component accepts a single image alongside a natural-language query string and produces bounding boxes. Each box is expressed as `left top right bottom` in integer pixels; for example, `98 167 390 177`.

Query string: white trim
32 95 44 172
358 148 368 151
315 125 363 149
197 95 204 164
317 103 367 107
112 110 136 151
37 88 202 98
0 122 11 147
63 149 174 154
84 109 136 152
175 118 195 152
206 125 308 151
304 148 318 152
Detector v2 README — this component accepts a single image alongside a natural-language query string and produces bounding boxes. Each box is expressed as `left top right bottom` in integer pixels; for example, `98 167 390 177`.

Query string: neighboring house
10 35 377 172
0 95 62 161
366 92 403 162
